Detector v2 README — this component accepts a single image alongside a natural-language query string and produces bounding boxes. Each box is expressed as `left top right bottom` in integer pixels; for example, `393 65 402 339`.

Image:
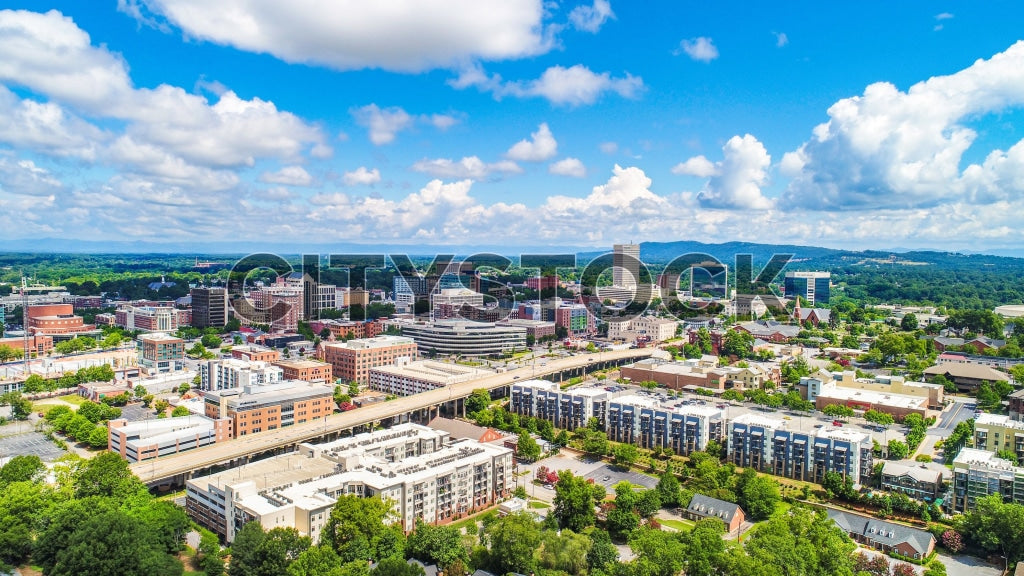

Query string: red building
27 304 96 337
525 276 559 291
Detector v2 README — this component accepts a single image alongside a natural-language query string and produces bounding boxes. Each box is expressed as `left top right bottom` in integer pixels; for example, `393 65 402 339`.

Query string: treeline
832 265 1024 310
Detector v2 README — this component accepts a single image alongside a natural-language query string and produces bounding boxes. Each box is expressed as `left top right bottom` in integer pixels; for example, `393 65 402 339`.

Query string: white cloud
676 37 719 62
343 166 382 186
782 40 1024 210
411 156 522 180
260 165 313 186
549 157 587 177
351 104 413 145
451 63 642 106
569 0 614 33
427 114 459 130
506 123 558 161
0 156 64 196
774 31 788 47
687 135 773 210
935 12 954 20
599 141 618 154
671 155 716 177
119 0 551 72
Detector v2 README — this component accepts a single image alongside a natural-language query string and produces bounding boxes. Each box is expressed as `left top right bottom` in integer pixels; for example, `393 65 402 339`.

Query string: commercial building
496 319 556 341
554 303 595 337
784 271 831 305
803 371 944 412
827 509 935 560
811 385 931 420
525 276 559 291
203 380 334 437
249 285 303 332
400 321 527 357
108 414 232 463
728 413 873 488
320 336 419 385
185 423 513 542
138 333 185 374
115 305 189 332
612 243 641 288
951 447 1024 513
200 358 284 391
972 413 1024 462
0 334 53 356
272 358 333 384
26 304 98 338
880 461 945 501
369 359 493 396
923 363 1010 392
191 287 228 328
0 284 69 313
619 358 731 392
309 319 385 341
230 345 281 363
431 288 485 320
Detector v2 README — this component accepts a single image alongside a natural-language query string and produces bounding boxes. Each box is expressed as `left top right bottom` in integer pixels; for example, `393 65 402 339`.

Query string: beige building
972 413 1024 462
804 370 943 411
369 359 493 396
320 336 418 385
185 423 513 542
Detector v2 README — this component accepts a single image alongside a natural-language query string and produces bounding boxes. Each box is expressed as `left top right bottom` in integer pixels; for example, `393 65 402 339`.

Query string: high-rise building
138 333 185 373
320 335 418 385
784 271 831 305
191 287 228 328
951 447 1024 512
612 243 641 288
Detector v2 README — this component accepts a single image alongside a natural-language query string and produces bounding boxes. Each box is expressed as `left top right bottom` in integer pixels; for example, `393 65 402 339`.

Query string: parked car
832 420 843 427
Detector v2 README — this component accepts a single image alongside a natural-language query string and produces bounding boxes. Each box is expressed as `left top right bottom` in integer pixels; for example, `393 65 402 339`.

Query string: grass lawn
55 394 87 406
450 510 497 533
528 501 551 509
658 518 695 532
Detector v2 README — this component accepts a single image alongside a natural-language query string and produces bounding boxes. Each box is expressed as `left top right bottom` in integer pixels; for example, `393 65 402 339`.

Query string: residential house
827 509 935 560
880 462 944 501
685 494 745 534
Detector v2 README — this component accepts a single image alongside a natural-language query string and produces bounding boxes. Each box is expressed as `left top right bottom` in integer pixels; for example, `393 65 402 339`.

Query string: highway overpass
131 347 657 487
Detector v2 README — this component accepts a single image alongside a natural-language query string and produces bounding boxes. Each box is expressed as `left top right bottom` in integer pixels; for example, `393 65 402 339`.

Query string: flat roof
816 385 927 409
272 358 329 369
731 412 785 429
370 360 492 383
323 335 416 350
976 413 1024 431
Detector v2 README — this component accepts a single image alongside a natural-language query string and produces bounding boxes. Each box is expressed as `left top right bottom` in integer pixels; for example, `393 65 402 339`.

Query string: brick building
319 336 418 385
272 358 333 384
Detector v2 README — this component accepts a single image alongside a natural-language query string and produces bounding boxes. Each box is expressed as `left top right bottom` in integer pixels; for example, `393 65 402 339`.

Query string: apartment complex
607 315 679 343
309 319 385 341
115 304 189 332
369 359 493 396
728 413 873 487
138 332 185 373
108 414 232 463
203 380 334 437
951 447 1024 512
185 423 513 542
200 358 283 391
431 288 485 320
972 413 1024 463
400 321 527 357
320 335 418 385
509 381 723 456
272 358 333 384
230 345 281 363
191 287 228 328
880 461 945 501
784 271 831 305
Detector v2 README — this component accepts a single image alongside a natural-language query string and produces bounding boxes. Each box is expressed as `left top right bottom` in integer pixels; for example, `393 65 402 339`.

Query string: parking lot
119 403 154 422
0 430 66 464
583 464 658 491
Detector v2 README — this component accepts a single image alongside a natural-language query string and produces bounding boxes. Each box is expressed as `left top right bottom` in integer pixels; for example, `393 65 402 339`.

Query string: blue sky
1 1 1024 252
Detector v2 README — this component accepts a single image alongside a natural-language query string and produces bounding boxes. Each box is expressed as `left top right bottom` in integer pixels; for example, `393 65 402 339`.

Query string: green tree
0 454 45 486
581 430 608 455
516 431 541 462
586 529 618 571
606 506 640 542
696 327 713 354
900 313 918 331
738 474 781 521
962 493 1024 565
229 521 268 576
405 519 468 571
822 404 855 419
887 440 909 460
537 528 592 576
321 495 405 563
613 442 640 468
197 528 225 576
656 467 682 507
721 329 755 359
995 449 1019 465
171 405 190 417
465 389 491 415
553 470 599 532
0 392 32 420
286 546 355 576
683 519 727 576
201 334 224 348
372 556 424 576
75 451 144 499
863 409 895 427
628 527 686 576
486 512 541 575
744 507 856 576
635 489 662 518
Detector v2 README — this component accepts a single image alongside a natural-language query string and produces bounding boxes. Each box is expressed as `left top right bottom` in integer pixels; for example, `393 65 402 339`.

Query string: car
783 416 792 420
814 424 823 428
832 420 843 427
601 475 611 481
513 376 520 379
543 484 554 490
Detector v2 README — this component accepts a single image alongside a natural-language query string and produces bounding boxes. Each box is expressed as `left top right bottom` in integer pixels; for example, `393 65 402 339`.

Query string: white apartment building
200 358 284 391
185 423 513 542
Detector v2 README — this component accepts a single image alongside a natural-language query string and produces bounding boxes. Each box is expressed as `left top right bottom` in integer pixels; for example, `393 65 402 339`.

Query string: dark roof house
685 494 745 532
827 508 935 559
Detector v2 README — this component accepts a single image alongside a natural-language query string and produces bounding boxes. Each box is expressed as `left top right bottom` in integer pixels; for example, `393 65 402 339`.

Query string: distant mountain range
2 237 1022 267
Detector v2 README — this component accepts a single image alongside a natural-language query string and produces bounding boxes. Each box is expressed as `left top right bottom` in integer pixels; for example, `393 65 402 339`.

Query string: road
931 397 976 438
130 348 654 484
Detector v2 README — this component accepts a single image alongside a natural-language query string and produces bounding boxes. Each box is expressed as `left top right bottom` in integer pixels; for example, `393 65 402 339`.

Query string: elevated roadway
131 347 656 486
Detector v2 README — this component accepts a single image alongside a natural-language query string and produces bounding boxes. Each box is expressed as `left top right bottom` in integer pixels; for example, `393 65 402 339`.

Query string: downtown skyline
1 2 1024 253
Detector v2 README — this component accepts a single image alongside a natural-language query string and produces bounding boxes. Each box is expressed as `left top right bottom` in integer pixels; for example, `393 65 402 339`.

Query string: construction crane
21 275 30 375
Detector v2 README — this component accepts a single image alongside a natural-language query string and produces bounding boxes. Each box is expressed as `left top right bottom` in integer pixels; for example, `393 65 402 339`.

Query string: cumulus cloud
260 165 313 186
351 104 413 145
782 40 1024 210
411 156 522 180
119 0 551 72
451 63 643 106
343 166 381 186
549 157 587 177
569 0 614 33
671 155 716 177
773 31 788 47
0 156 64 196
427 114 459 130
676 37 719 62
506 123 558 161
684 135 774 210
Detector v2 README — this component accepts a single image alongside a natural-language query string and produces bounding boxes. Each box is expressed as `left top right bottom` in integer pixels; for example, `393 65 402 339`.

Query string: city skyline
1 2 1024 252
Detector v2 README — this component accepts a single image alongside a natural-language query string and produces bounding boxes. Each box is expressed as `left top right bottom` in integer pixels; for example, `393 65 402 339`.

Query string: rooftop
816 383 928 409
731 412 786 429
881 461 943 484
954 447 1024 471
370 359 492 383
976 412 1024 431
323 335 416 350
